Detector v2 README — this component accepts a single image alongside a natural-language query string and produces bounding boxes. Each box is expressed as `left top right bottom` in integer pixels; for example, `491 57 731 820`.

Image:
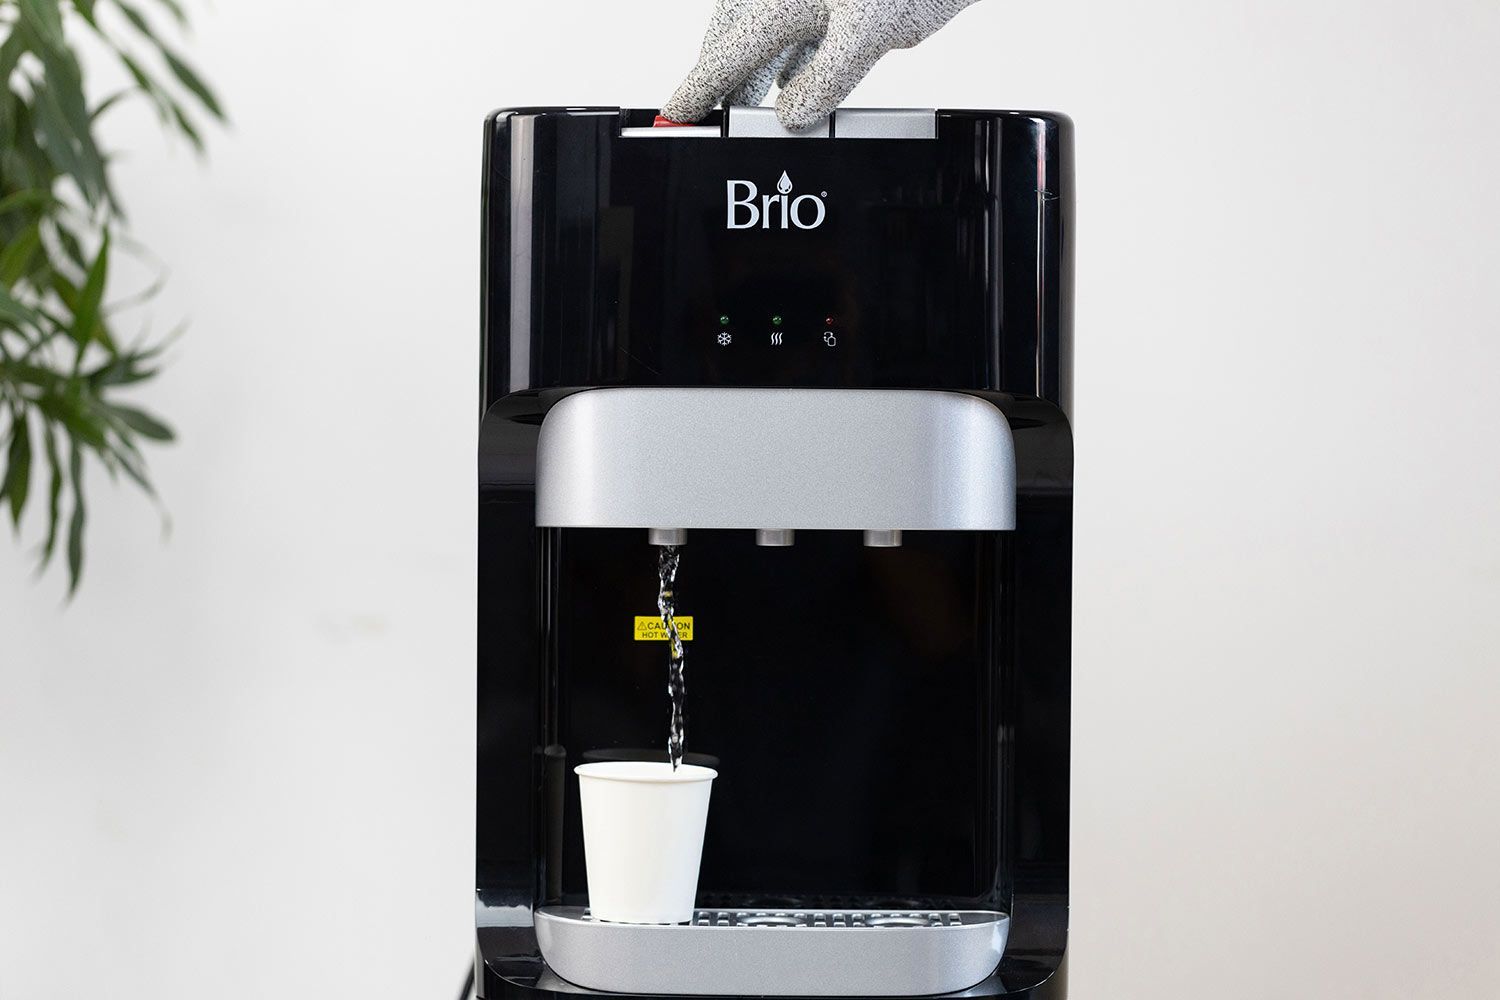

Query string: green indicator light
772 314 784 326
719 314 730 325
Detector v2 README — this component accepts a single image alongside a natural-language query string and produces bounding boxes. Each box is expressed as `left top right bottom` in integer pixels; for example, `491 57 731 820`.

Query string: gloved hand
661 0 982 132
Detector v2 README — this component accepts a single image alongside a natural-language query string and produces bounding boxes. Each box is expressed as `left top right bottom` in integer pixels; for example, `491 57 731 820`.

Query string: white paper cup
575 760 717 924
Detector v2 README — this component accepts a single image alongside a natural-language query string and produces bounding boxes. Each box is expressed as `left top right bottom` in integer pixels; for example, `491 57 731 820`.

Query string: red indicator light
825 316 835 326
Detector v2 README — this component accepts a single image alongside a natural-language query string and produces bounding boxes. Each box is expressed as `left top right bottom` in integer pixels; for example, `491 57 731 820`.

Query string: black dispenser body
477 107 1073 999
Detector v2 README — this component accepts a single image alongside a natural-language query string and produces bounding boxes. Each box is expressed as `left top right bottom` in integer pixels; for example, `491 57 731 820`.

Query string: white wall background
3 1 1499 997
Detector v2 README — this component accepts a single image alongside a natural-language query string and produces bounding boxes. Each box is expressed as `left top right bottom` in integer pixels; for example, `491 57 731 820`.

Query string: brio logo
725 171 827 230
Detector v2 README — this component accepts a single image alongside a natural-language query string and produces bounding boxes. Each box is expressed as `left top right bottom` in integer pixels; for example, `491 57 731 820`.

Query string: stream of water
657 544 686 770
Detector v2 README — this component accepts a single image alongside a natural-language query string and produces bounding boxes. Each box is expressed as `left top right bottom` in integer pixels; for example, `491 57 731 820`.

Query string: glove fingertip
661 80 719 125
774 82 838 132
777 107 828 132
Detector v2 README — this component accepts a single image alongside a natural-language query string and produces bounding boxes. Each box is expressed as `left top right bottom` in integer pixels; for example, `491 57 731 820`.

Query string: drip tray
534 906 1009 996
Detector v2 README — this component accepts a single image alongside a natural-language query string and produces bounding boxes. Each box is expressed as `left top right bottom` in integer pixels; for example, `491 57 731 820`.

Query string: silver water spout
755 529 795 547
863 530 903 548
648 528 687 546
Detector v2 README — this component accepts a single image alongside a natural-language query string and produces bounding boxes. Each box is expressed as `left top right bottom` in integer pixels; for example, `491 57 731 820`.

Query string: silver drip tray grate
535 906 1008 996
691 908 968 928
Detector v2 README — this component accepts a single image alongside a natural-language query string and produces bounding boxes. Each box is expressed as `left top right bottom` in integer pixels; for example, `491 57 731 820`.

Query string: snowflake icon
716 331 732 346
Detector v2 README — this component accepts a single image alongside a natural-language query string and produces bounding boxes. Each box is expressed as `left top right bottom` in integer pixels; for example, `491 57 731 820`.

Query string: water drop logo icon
777 171 793 195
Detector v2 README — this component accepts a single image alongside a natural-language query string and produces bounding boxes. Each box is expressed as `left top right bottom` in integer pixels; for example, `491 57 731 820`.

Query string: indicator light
719 314 730 325
825 316 835 326
772 314 783 326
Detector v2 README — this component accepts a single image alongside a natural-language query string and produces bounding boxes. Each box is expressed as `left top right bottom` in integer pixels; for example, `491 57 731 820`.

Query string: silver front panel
534 388 1016 532
534 906 1009 996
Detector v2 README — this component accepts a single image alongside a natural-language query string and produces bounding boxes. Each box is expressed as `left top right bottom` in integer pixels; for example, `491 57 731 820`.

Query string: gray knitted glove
662 0 981 132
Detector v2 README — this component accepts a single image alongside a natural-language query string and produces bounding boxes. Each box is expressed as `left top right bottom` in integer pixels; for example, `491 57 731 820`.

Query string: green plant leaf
114 0 157 40
70 230 109 346
87 350 161 387
4 411 33 528
0 24 29 84
53 224 88 272
159 49 225 121
49 270 81 311
0 189 54 218
29 79 104 207
167 99 203 151
115 50 173 127
102 401 173 441
17 0 68 51
66 439 84 594
0 224 44 285
90 88 133 122
148 0 189 27
0 360 65 391
36 393 108 449
106 429 156 498
40 420 63 564
0 285 45 330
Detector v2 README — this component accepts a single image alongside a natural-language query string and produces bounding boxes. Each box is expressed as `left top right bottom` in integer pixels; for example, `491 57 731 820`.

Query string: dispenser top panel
481 108 1072 408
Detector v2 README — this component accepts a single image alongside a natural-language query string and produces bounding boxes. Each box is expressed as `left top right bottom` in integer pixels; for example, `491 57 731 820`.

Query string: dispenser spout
755 529 795 547
863 530 903 548
649 528 688 546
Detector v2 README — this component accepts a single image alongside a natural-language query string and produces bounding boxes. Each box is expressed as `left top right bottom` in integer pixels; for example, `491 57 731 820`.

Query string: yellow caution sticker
634 616 694 641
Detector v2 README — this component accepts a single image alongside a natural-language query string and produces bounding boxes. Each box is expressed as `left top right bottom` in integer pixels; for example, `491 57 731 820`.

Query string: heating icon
770 331 784 346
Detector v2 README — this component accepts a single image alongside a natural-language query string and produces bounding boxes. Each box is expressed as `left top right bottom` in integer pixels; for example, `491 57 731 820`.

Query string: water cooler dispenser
476 106 1073 998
